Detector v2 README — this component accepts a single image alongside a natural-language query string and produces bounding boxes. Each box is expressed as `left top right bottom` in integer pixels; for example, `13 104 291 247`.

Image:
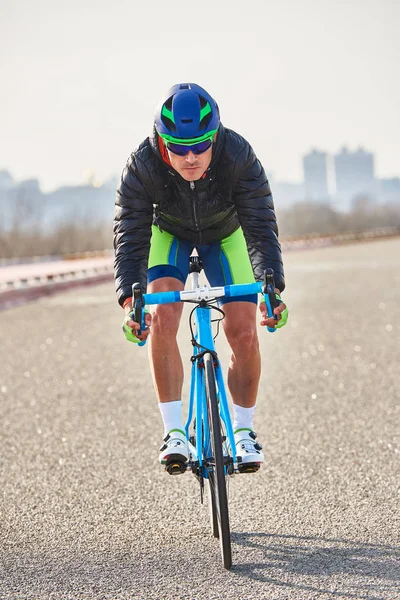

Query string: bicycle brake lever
132 282 147 346
262 269 280 333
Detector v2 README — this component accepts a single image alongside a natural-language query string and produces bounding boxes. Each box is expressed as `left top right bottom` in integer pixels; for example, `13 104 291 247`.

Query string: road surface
1 238 399 599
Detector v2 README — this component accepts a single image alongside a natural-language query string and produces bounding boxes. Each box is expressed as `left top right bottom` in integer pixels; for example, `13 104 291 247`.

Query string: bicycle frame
184 290 237 472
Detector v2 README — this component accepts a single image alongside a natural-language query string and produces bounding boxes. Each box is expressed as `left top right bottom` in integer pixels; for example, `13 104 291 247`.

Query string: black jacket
113 124 285 306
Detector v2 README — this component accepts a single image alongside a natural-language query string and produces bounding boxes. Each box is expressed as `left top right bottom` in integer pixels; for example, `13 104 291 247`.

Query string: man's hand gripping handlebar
260 269 289 332
122 283 151 346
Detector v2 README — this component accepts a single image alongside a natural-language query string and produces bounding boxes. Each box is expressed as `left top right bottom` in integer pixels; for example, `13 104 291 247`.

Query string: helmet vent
181 119 193 123
199 95 208 108
200 112 212 128
199 96 213 129
161 97 177 132
161 114 177 133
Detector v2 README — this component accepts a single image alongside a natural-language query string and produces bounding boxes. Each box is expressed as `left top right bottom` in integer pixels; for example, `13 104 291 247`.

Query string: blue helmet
154 83 220 144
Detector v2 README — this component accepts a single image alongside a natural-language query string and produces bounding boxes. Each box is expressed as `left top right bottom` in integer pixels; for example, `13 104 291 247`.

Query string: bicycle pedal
165 457 187 475
237 463 261 474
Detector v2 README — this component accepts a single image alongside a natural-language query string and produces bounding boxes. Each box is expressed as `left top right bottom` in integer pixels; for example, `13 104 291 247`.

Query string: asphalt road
1 238 399 600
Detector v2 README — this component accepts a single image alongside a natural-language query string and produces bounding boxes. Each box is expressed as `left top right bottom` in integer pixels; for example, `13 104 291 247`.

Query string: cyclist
114 83 288 472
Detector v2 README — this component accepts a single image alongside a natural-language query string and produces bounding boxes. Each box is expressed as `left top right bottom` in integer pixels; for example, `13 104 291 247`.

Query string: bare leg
222 302 261 408
147 277 185 403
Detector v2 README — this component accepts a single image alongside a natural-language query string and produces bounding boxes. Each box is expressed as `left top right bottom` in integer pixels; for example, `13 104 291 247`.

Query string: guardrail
1 227 399 310
280 226 400 250
0 249 113 267
0 258 113 310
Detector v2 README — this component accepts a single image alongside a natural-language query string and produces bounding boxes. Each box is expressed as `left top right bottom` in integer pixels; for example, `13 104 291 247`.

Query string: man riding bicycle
114 83 288 472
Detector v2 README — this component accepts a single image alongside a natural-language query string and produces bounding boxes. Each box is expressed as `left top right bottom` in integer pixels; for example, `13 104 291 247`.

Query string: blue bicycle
132 257 279 570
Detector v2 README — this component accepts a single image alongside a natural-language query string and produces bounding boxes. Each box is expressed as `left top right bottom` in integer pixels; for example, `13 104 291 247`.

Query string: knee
224 324 259 353
151 304 181 337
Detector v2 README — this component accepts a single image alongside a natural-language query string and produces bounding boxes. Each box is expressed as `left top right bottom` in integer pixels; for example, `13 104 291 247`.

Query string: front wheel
204 353 232 570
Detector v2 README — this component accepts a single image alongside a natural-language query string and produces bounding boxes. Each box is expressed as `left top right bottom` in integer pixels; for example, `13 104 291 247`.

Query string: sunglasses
166 137 213 156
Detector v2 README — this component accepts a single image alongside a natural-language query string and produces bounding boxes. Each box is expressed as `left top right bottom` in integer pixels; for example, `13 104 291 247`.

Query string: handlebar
132 269 281 343
137 282 262 307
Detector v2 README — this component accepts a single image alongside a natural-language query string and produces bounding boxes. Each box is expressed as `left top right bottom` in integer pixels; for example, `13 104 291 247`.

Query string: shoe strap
168 428 185 436
164 429 186 442
234 428 257 440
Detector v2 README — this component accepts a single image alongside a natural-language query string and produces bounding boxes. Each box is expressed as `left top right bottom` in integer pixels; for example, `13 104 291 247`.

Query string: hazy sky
1 0 399 191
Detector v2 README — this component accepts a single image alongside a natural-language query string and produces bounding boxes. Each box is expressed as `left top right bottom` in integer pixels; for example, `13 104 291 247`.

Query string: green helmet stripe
200 102 212 122
162 104 175 124
159 127 218 145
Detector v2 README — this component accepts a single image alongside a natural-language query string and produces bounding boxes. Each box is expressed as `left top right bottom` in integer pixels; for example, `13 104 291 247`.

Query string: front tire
204 353 232 570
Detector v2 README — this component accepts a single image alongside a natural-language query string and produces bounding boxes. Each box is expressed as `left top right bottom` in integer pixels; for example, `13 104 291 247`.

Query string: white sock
158 400 184 436
232 404 256 433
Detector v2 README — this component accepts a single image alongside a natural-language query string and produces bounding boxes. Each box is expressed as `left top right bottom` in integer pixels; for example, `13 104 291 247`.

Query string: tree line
1 193 399 260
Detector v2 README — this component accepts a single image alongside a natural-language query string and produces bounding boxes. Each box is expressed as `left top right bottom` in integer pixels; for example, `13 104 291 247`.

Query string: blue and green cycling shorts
148 225 257 305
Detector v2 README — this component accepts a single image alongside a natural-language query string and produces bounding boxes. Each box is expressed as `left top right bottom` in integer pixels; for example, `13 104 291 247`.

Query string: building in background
334 147 375 210
0 171 116 233
302 149 329 201
269 178 305 209
378 178 400 204
0 170 14 190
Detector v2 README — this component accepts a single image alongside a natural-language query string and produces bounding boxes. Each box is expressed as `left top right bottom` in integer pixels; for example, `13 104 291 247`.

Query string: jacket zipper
189 181 201 243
